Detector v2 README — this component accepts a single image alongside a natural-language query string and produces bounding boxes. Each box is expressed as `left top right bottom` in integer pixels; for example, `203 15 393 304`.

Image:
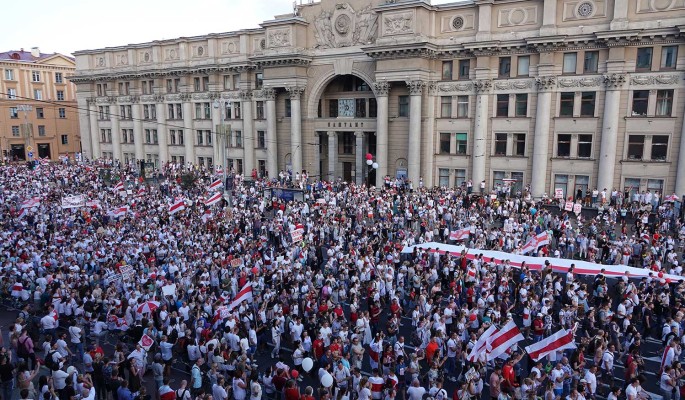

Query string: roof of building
0 49 74 63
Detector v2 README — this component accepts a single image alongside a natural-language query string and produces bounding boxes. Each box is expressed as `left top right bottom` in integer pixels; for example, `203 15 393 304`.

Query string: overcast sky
2 0 456 56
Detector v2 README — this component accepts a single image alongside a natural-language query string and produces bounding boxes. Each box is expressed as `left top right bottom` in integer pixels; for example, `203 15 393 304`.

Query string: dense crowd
1 160 685 400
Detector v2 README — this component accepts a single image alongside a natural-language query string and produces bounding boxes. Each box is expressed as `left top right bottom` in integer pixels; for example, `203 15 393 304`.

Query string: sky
2 0 456 56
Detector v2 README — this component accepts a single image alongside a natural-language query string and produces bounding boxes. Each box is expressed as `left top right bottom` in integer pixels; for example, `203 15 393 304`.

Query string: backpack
45 350 59 371
176 389 189 400
17 337 30 358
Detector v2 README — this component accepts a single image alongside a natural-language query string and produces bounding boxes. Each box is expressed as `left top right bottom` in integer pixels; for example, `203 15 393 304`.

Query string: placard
554 189 564 199
573 203 582 215
230 258 243 268
161 284 177 296
61 195 85 209
564 202 573 211
120 265 134 281
291 228 304 243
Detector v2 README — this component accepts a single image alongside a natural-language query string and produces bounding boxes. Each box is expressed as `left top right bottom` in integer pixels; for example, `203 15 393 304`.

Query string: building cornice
250 54 312 68
362 42 439 60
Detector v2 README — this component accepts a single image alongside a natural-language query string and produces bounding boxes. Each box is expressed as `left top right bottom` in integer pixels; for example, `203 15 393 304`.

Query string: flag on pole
110 206 130 218
169 199 186 214
227 282 253 312
449 228 470 241
466 324 498 362
524 329 576 362
20 197 40 209
486 320 524 361
536 231 550 247
113 182 124 191
209 179 223 191
204 192 222 207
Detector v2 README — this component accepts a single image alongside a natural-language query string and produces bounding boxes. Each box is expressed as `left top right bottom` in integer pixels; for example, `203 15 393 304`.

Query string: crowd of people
1 159 685 400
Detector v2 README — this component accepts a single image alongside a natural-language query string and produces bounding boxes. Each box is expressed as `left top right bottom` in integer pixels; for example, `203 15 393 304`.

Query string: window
510 172 524 193
145 129 152 144
257 131 266 148
515 94 527 117
196 130 204 145
9 107 18 118
557 134 571 157
632 90 649 116
439 168 450 187
58 108 66 118
53 72 63 84
205 131 212 146
575 175 589 197
255 73 264 90
340 132 354 154
36 108 44 118
563 53 577 74
258 160 266 177
656 90 673 116
98 106 110 119
96 84 104 96
559 92 574 117
661 46 678 70
119 105 132 120
100 129 112 143
494 133 507 155
11 126 19 136
440 96 452 118
442 61 453 80
369 98 377 118
223 75 232 90
647 179 664 193
516 56 530 76
56 90 65 101
166 78 180 93
355 99 367 118
32 71 41 82
583 51 599 73
169 130 176 145
34 89 43 100
233 75 240 90
555 175 569 198
143 105 150 120
455 169 466 187
207 157 213 169
578 134 593 158
168 103 183 119
178 130 184 145
234 102 241 119
496 94 509 117
285 99 292 117
580 92 596 117
398 96 409 117
458 59 470 79
493 171 506 189
627 135 645 159
7 88 16 99
256 101 265 119
456 96 468 118
235 131 242 148
440 133 451 154
329 100 339 118
636 47 653 70
456 133 467 155
651 135 668 161
38 126 46 136
198 157 204 167
202 76 209 91
141 80 153 95
4 69 14 80
236 159 243 174
498 57 511 78
514 134 526 156
194 77 201 92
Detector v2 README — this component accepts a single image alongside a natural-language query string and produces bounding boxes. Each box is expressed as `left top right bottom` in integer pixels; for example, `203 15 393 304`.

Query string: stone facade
70 0 685 197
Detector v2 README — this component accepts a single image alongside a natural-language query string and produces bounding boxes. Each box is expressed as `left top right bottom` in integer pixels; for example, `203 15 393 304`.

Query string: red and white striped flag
21 197 40 209
536 231 550 247
209 179 223 191
227 282 253 312
111 206 130 218
204 192 222 207
137 187 145 196
449 228 470 241
524 329 576 362
17 208 27 219
86 200 102 209
486 320 524 361
521 236 538 254
466 324 498 362
169 199 186 214
201 209 212 223
11 283 23 298
113 182 124 191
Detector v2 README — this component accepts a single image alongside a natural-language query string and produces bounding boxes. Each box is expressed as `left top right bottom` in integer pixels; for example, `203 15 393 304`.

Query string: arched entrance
314 74 377 184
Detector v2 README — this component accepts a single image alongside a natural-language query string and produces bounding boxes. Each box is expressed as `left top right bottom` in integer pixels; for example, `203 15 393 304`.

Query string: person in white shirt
625 378 640 400
601 344 615 386
660 366 676 400
213 377 229 400
68 323 83 362
583 366 598 397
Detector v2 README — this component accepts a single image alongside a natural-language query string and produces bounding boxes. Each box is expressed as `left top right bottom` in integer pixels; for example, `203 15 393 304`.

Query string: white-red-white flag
209 179 223 191
113 182 124 191
17 208 27 219
169 199 186 214
20 197 40 209
536 231 550 247
227 282 253 312
524 329 576 362
137 187 145 196
204 192 222 207
449 228 470 241
201 209 212 223
86 200 102 209
486 320 524 361
111 205 130 218
466 324 498 362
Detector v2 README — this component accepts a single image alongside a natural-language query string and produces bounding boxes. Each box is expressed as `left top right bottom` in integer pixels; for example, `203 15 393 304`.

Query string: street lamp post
213 98 232 207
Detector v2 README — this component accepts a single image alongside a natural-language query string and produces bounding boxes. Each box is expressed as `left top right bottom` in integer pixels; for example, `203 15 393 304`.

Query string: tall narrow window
517 56 530 76
440 96 452 118
563 53 577 74
442 61 453 81
498 57 511 78
583 51 599 73
636 48 653 71
656 90 673 116
559 93 574 117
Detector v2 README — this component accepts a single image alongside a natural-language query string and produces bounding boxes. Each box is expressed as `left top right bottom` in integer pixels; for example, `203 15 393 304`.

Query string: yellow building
0 47 81 162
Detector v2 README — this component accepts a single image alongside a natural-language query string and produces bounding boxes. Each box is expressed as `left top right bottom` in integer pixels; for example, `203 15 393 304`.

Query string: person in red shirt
532 314 545 342
502 358 518 388
425 336 440 365
313 333 325 361
329 337 342 361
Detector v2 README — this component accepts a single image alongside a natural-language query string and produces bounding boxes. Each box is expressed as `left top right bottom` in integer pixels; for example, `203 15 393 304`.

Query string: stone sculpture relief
313 3 378 48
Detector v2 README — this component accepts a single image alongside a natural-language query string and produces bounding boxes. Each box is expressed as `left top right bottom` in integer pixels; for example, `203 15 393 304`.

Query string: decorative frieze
437 82 473 92
630 74 680 85
494 80 533 90
557 76 602 88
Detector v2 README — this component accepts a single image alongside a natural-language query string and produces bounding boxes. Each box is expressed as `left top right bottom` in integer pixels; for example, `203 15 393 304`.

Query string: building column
541 0 558 35
156 101 169 165
373 82 390 187
110 106 122 162
355 132 364 185
264 88 278 179
406 80 424 187
132 100 145 162
211 97 222 172
182 97 195 165
76 95 92 159
88 100 101 159
674 101 685 195
287 86 305 175
423 82 437 187
472 80 492 188
597 74 626 193
531 76 555 198
327 131 338 181
241 91 255 178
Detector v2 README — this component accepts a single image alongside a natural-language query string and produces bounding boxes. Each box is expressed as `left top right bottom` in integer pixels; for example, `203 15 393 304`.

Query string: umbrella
136 301 160 314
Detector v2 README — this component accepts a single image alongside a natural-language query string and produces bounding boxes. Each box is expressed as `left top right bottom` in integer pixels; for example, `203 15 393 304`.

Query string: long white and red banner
486 320 524 361
401 242 682 281
227 282 253 312
524 329 576 361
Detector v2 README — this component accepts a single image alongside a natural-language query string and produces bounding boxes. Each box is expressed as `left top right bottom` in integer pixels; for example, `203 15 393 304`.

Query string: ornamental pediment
312 3 378 49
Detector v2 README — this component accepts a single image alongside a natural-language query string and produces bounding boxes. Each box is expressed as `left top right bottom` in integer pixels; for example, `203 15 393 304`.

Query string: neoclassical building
70 0 685 198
